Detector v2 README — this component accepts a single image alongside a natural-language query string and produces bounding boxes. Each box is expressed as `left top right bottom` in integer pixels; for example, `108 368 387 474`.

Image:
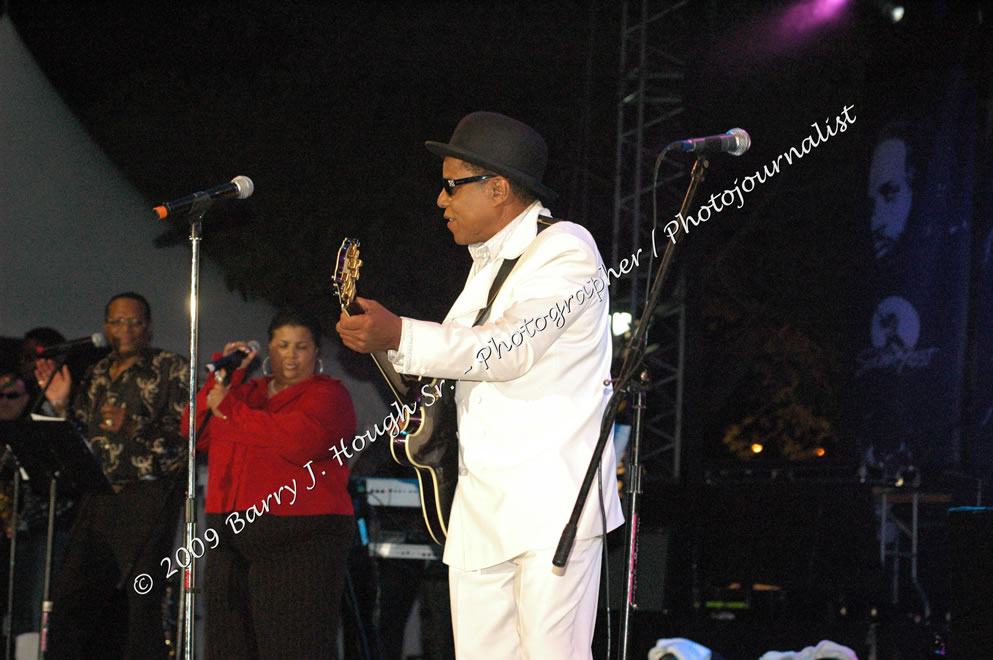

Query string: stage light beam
780 0 850 36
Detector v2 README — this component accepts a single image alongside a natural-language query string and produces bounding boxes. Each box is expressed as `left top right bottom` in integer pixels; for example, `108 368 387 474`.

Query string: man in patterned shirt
35 291 188 659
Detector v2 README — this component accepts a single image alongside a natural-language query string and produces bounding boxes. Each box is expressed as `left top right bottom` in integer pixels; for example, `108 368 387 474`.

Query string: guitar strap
471 216 560 327
424 216 562 540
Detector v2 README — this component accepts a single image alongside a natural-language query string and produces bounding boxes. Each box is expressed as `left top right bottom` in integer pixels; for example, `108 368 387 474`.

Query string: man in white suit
337 111 623 658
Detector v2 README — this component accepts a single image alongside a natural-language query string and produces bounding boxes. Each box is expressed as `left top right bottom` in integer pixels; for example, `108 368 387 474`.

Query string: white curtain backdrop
0 16 384 430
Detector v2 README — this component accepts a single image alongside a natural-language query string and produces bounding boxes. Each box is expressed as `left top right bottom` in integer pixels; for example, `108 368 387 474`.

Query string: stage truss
610 0 692 484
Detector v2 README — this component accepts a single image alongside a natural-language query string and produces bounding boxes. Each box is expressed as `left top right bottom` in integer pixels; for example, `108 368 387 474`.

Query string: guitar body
387 376 458 545
334 240 459 544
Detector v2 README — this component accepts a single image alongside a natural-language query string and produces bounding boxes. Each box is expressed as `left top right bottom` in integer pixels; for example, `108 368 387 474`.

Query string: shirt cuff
387 317 413 372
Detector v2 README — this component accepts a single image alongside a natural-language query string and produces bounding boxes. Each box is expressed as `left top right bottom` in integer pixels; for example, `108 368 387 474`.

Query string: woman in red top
186 309 356 658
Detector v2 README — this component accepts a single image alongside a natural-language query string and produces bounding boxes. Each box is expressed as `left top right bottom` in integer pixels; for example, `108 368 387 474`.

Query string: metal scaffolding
611 0 691 483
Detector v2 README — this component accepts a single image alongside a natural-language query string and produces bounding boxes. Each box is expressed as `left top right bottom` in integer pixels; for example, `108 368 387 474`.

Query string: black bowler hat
425 111 557 201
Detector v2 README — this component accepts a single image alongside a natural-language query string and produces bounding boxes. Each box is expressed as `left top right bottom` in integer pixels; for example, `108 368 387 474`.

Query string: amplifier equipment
350 477 439 560
948 507 993 656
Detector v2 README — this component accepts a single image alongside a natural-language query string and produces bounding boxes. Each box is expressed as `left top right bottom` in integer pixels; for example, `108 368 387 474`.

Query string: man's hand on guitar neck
335 297 403 354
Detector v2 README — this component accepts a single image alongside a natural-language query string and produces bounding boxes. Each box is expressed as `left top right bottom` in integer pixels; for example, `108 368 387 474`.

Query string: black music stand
0 420 112 659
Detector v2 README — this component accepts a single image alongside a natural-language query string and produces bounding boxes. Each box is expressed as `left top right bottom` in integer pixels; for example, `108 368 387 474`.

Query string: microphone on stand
35 333 107 357
153 176 254 220
667 128 751 156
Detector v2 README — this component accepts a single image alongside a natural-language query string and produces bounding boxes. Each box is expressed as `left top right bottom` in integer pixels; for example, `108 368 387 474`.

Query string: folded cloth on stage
759 639 858 660
648 637 712 660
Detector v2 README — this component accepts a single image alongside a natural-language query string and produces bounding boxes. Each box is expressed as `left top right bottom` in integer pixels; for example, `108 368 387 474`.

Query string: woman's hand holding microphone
206 341 258 419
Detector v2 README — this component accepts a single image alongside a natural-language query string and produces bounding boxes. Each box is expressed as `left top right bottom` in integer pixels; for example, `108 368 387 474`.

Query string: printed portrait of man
868 122 915 260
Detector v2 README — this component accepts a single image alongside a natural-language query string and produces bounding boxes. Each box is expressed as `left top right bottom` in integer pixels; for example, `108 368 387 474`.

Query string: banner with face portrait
848 69 974 472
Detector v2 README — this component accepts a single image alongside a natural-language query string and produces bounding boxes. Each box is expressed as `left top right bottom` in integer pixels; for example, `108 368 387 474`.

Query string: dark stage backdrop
846 66 975 471
682 2 990 480
970 121 993 479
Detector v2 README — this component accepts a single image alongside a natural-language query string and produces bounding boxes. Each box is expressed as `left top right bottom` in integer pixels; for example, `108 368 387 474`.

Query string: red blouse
184 368 355 516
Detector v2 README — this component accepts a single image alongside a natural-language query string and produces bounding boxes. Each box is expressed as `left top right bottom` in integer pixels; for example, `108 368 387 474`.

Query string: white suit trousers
448 536 603 660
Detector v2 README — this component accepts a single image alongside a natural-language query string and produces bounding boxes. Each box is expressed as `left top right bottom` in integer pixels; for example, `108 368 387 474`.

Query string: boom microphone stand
554 154 709 660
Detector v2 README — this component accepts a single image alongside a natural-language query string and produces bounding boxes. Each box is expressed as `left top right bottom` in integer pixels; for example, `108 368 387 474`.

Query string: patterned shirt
71 348 189 485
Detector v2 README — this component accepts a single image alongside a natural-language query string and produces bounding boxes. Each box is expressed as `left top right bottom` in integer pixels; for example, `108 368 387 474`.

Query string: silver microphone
668 128 751 156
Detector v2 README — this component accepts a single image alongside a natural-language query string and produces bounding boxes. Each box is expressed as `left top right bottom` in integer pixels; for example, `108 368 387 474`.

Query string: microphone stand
553 155 709 660
177 194 214 660
22 350 70 659
5 467 20 660
619 370 648 660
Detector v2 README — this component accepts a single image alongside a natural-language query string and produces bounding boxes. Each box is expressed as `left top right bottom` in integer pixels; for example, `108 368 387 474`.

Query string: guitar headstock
332 237 362 312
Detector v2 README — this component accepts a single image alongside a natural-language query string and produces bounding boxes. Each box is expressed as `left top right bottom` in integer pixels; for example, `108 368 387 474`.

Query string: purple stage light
704 0 857 75
779 0 851 37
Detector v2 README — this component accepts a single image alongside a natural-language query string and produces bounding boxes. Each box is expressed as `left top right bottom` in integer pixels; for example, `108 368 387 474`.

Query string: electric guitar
332 238 458 545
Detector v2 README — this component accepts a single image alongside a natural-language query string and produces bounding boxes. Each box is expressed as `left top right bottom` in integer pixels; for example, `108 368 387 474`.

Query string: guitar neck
342 301 411 400
370 351 411 401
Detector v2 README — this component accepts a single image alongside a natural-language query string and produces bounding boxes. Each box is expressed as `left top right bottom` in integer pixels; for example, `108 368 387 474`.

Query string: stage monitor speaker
599 527 668 612
948 507 993 657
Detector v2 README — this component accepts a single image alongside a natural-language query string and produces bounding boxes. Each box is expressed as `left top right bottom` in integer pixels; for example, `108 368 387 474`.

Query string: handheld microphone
153 176 254 220
667 128 751 156
35 333 107 357
205 341 261 374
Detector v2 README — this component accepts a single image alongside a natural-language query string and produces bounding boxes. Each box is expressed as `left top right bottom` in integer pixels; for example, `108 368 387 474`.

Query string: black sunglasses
1 391 26 400
442 175 494 196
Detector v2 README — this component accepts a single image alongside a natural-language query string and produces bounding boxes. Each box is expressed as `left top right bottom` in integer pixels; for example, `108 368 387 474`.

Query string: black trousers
48 479 184 659
204 512 355 660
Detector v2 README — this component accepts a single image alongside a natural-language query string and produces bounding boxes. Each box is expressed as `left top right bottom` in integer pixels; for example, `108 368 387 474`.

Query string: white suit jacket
391 202 624 571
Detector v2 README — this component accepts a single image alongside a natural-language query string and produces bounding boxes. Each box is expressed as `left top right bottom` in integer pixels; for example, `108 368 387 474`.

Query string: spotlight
611 311 632 336
750 443 764 454
871 0 904 23
882 3 904 23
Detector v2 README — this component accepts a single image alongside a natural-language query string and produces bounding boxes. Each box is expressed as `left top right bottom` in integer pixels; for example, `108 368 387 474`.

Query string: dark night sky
6 0 990 467
6 0 622 321
4 0 879 319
